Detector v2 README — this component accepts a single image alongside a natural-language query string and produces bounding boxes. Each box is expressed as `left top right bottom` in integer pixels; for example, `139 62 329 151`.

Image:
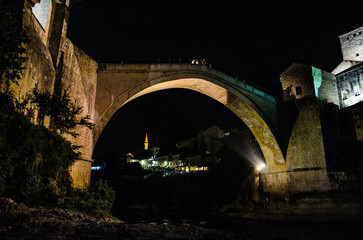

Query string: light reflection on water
132 215 210 227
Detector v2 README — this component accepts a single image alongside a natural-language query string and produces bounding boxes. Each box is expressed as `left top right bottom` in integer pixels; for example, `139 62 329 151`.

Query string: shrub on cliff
0 93 115 218
0 93 77 205
64 179 115 219
0 0 115 219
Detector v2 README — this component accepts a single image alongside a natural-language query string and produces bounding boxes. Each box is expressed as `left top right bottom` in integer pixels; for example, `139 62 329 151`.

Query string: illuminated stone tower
144 133 149 150
339 26 363 62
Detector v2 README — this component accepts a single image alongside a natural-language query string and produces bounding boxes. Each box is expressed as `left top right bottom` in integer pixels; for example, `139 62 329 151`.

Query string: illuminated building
280 26 363 171
125 152 134 163
281 26 363 110
333 26 363 109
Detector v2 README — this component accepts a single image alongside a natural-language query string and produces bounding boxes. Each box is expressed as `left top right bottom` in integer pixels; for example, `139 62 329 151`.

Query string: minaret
144 133 149 150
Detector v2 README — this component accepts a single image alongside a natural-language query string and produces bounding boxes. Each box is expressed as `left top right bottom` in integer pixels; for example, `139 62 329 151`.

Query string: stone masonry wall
339 26 363 62
281 63 339 105
60 37 98 188
281 63 315 101
353 101 363 141
13 4 55 100
259 169 331 196
280 64 328 171
9 2 98 188
284 97 327 171
318 69 339 105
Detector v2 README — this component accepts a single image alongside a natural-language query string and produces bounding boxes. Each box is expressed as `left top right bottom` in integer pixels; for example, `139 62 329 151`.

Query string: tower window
295 86 302 95
354 85 360 96
342 90 348 100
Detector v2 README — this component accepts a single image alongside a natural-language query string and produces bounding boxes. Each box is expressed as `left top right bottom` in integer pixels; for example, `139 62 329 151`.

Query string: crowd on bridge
191 58 212 68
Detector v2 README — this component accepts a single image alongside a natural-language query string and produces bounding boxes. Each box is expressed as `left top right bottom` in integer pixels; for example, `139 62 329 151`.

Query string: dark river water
116 208 361 240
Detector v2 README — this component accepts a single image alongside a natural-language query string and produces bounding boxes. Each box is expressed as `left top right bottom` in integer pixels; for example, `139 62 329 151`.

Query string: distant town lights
256 163 266 172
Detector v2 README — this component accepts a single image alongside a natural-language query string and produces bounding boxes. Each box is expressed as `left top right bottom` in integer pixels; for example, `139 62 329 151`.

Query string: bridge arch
94 64 286 173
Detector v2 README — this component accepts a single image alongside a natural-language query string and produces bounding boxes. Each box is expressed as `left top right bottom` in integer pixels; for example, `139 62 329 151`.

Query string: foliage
63 179 115 219
0 92 115 217
24 86 93 137
0 93 77 205
0 0 113 220
0 0 27 87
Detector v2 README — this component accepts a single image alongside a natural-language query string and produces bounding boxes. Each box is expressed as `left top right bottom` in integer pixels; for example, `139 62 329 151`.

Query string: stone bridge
14 1 360 214
94 63 286 174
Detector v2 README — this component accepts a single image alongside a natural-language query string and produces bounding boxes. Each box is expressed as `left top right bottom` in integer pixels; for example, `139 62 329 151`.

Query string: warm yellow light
256 163 266 172
144 133 149 150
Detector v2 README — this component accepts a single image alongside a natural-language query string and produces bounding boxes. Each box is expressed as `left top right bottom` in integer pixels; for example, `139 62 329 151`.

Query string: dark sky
66 0 363 158
68 0 363 84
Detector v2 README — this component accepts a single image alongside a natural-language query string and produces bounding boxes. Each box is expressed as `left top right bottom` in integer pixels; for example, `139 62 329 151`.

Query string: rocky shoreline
0 198 266 240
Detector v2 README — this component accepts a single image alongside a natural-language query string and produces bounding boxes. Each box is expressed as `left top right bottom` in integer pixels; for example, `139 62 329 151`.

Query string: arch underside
94 76 286 173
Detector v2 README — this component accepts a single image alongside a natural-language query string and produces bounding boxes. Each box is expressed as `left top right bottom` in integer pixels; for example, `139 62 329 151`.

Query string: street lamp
256 163 266 172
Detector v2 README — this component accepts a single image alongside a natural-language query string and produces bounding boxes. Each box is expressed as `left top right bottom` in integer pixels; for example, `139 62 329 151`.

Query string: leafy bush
29 86 93 137
0 0 114 219
0 93 115 218
64 179 115 219
0 93 76 205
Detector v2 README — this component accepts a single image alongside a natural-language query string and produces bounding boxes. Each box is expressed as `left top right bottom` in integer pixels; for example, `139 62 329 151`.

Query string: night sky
66 0 363 159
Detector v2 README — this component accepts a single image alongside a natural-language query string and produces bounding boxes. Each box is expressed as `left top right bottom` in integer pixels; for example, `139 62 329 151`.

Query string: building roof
332 60 363 75
335 61 363 76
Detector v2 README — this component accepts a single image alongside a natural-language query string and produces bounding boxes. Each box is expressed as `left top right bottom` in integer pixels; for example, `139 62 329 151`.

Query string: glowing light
312 66 322 98
144 133 149 150
91 166 102 171
256 163 266 172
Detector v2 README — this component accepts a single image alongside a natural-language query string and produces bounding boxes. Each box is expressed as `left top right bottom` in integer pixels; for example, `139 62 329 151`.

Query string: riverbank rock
0 198 30 226
0 198 265 240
